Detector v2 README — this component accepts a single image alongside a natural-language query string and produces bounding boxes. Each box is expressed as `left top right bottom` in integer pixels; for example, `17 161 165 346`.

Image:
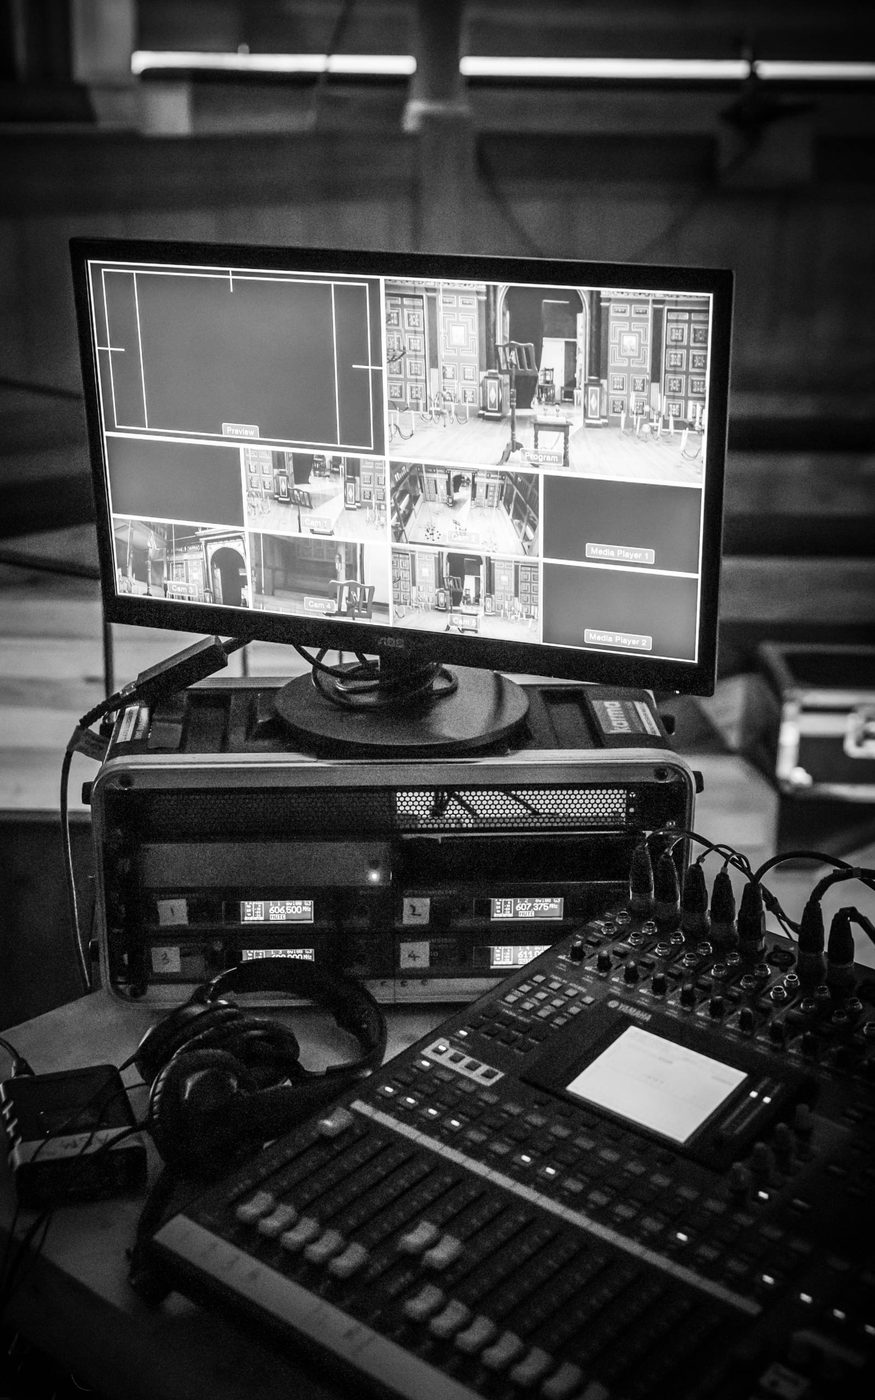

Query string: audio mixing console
146 890 875 1400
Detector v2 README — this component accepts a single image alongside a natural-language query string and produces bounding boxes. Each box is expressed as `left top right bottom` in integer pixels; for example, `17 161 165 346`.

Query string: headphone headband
203 957 386 1074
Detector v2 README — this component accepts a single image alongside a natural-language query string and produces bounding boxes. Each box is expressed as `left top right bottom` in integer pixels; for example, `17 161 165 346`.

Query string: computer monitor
70 238 732 753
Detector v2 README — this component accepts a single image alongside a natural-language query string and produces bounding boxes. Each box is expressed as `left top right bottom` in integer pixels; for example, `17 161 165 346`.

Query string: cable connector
78 637 239 730
68 726 109 762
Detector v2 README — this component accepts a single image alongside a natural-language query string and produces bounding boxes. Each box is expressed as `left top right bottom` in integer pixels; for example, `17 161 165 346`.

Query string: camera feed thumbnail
391 548 539 646
244 448 387 543
249 536 390 624
385 279 710 485
112 518 251 607
390 464 539 557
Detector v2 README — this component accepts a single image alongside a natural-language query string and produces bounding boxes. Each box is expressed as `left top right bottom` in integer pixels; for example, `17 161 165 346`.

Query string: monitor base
274 664 530 757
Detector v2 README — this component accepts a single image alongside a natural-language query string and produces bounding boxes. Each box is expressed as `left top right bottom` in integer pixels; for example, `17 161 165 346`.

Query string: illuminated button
398 1220 441 1254
257 1203 298 1238
429 1299 472 1339
454 1315 498 1354
509 1347 553 1387
328 1242 369 1278
235 1190 276 1224
304 1228 345 1265
404 1284 446 1322
481 1331 525 1371
279 1217 321 1251
317 1107 355 1138
423 1234 464 1270
542 1360 586 1399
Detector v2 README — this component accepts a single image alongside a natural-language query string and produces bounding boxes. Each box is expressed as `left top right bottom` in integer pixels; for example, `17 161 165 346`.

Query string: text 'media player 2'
71 240 732 727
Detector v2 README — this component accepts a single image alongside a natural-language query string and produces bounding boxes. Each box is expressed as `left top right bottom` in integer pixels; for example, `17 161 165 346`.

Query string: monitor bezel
70 237 732 696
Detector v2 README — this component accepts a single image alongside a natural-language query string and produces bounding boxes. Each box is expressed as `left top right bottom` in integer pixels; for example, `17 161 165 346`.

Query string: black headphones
134 958 387 1176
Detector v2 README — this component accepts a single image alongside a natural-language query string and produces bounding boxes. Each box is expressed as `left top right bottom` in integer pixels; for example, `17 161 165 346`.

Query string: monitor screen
71 240 731 698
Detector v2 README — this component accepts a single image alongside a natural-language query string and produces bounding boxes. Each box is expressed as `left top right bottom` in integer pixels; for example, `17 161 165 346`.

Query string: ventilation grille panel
395 786 627 832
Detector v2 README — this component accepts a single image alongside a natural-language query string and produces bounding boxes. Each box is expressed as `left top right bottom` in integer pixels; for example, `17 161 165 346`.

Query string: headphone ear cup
134 1002 243 1085
148 1048 258 1177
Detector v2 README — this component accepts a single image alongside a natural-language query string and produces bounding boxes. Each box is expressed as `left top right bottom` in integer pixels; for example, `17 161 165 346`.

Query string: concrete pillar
403 0 474 254
2 0 137 124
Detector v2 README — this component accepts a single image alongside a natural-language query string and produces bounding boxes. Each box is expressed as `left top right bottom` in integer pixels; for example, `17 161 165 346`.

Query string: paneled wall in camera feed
91 257 709 664
602 294 710 426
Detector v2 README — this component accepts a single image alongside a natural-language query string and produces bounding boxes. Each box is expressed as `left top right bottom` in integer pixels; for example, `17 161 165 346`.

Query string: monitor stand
273 655 529 757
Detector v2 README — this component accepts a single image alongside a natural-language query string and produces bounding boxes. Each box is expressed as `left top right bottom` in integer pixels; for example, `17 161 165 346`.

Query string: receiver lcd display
240 900 315 924
490 897 564 921
490 944 552 969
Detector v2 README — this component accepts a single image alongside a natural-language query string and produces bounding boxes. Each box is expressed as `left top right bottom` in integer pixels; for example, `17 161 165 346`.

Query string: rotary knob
569 937 585 963
596 949 612 973
623 960 640 984
728 1161 752 1197
708 995 725 1019
750 1141 776 1179
737 1006 756 1033
650 972 668 996
679 981 697 1008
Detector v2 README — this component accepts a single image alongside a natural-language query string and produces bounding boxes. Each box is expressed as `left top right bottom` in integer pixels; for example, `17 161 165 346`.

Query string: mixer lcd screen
565 1025 747 1145
73 242 731 692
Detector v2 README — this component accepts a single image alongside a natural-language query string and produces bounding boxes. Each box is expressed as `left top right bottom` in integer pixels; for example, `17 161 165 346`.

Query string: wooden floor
1 525 873 1005
389 411 704 485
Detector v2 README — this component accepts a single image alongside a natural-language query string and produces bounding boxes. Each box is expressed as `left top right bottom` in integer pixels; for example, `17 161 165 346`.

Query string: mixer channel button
428 1299 471 1339
403 1284 445 1322
482 1330 525 1371
454 1315 498 1354
541 1360 585 1399
327 1241 369 1278
398 1220 441 1254
234 1190 276 1224
423 1234 464 1270
509 1345 553 1386
279 1216 321 1251
256 1204 298 1238
304 1229 345 1265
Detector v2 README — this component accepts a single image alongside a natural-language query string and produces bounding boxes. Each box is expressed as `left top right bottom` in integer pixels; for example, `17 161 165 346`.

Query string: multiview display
82 253 721 666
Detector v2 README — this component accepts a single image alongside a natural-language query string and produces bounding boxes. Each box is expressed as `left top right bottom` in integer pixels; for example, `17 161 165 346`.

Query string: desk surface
0 992 449 1400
